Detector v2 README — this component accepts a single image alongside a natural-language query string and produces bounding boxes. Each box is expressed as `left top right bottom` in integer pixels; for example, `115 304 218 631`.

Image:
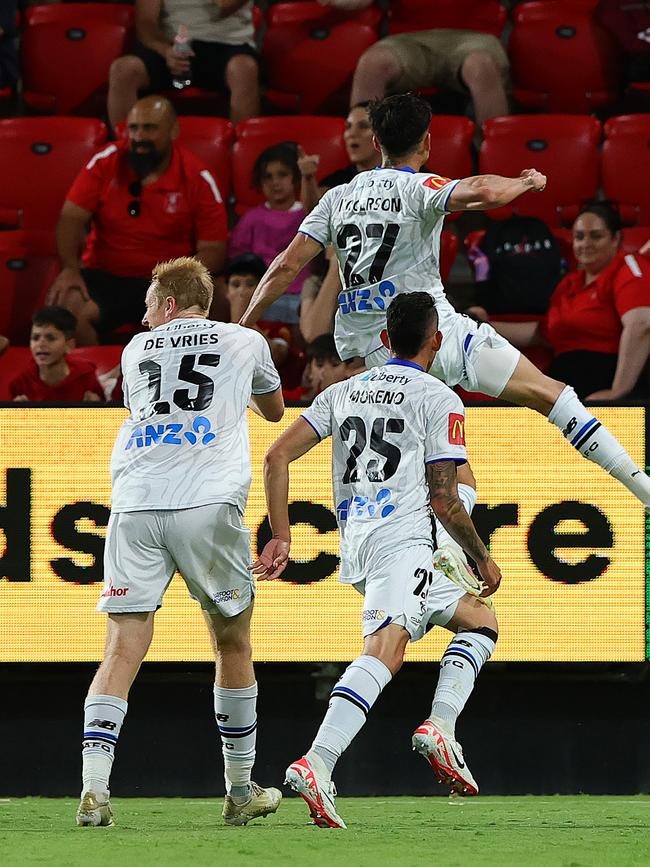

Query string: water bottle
172 24 192 90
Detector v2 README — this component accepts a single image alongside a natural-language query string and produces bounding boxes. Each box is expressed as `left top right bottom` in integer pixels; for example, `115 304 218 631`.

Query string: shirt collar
374 165 417 174
386 357 424 372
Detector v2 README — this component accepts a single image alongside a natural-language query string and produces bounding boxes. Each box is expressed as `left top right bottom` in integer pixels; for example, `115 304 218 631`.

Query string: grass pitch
2 796 649 867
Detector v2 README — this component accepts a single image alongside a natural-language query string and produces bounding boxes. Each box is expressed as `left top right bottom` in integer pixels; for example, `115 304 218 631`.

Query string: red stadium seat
602 115 650 225
428 116 475 180
0 231 25 337
0 348 32 401
479 115 602 226
116 116 235 200
439 229 458 285
22 10 130 114
263 2 382 114
0 117 107 255
388 0 507 36
232 116 346 213
25 3 134 28
509 1 622 113
71 345 123 377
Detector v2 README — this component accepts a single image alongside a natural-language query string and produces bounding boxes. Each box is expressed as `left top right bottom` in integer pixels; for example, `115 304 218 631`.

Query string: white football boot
433 545 493 609
75 790 114 827
412 719 479 796
222 781 282 825
285 754 346 829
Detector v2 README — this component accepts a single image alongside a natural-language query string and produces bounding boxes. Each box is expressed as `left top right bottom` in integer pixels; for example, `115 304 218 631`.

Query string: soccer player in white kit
253 293 502 828
241 93 650 531
76 257 284 828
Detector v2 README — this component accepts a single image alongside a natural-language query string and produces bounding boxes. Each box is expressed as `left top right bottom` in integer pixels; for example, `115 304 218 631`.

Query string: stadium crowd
1 0 650 405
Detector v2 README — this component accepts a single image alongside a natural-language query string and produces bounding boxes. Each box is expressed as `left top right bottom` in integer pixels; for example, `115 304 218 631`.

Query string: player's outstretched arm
240 234 323 328
447 169 546 213
427 460 502 597
251 418 321 580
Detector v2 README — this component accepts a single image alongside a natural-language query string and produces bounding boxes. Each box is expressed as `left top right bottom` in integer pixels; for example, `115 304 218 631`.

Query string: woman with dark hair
474 203 650 400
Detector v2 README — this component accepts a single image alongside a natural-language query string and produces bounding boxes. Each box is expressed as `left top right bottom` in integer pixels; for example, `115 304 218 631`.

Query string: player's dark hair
576 201 622 236
31 306 77 339
224 253 267 283
369 94 432 159
387 292 438 358
252 141 301 190
306 333 341 363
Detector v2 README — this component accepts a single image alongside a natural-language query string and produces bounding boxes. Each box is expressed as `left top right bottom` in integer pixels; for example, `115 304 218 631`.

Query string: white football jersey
110 318 280 513
299 167 460 360
302 359 467 584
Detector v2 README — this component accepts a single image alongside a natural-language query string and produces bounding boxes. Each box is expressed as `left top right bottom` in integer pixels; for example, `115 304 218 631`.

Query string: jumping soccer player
254 293 501 828
240 93 650 541
76 257 283 828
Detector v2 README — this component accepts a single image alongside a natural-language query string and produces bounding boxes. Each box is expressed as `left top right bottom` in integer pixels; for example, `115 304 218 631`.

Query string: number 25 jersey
302 359 467 584
110 318 280 513
299 167 460 361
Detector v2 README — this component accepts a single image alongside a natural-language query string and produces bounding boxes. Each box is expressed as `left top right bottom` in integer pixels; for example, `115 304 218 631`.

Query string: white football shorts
352 544 465 641
364 312 520 397
98 503 254 617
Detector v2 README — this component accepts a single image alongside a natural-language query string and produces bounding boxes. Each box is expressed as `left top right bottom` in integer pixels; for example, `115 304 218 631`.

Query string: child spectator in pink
10 307 105 402
229 142 309 324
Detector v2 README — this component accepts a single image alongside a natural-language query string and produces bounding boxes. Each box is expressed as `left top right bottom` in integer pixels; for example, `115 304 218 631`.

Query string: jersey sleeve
301 387 333 441
423 388 468 464
418 174 461 217
251 331 282 395
298 188 335 247
66 144 118 212
613 254 650 317
194 169 228 242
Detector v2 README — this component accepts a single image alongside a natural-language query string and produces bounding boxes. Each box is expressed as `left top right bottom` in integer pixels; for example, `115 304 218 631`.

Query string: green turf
2 796 650 867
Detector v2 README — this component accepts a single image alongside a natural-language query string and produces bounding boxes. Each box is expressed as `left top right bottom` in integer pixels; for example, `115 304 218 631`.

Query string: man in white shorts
253 293 502 828
241 92 650 540
76 256 284 829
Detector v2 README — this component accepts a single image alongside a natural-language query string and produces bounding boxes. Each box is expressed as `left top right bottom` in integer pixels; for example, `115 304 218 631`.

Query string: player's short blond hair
151 257 213 313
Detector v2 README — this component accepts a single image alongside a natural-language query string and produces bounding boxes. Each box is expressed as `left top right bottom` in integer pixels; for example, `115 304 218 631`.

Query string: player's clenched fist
250 538 291 580
476 554 502 598
520 168 546 192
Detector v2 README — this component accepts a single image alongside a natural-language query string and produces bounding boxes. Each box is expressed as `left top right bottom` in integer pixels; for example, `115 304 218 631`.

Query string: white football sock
309 654 392 775
434 483 477 558
214 683 257 800
430 628 496 736
548 386 650 506
82 694 128 797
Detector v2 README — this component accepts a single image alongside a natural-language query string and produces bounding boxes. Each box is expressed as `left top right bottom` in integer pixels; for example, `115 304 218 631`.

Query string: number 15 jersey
110 318 280 513
298 167 460 361
302 359 467 585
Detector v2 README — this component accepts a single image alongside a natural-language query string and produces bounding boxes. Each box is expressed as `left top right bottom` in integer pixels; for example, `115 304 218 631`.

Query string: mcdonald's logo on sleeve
423 174 452 191
448 413 465 445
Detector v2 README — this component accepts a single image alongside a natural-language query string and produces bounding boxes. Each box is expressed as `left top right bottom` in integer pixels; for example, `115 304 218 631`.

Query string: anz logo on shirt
338 280 396 315
336 487 396 523
125 416 216 450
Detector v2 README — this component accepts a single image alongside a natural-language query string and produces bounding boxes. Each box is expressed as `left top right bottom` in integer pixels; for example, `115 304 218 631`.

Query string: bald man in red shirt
48 96 227 345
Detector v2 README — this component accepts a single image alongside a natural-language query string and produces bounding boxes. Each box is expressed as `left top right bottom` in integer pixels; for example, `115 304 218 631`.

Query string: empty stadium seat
232 116 346 212
388 0 507 36
22 7 130 114
263 2 382 114
25 3 134 28
602 115 650 225
0 231 25 337
479 115 602 226
509 1 622 113
0 117 107 255
428 116 475 180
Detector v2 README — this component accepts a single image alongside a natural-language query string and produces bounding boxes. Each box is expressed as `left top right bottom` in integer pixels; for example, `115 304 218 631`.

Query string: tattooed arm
427 460 502 597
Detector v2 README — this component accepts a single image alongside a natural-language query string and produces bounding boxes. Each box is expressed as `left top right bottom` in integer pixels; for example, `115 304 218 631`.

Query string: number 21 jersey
302 359 467 584
110 318 280 513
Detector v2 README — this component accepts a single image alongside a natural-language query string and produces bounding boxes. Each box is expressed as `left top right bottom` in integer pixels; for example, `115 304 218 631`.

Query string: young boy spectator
224 254 305 394
229 143 309 324
10 307 105 403
283 333 364 404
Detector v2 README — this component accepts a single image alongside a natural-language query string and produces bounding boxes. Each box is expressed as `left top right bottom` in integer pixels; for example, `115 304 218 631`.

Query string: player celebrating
76 257 284 828
254 293 501 828
241 93 650 527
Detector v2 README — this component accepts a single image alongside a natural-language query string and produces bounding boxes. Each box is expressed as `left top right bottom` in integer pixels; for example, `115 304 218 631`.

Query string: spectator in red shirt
10 307 105 403
48 96 227 345
476 204 650 400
